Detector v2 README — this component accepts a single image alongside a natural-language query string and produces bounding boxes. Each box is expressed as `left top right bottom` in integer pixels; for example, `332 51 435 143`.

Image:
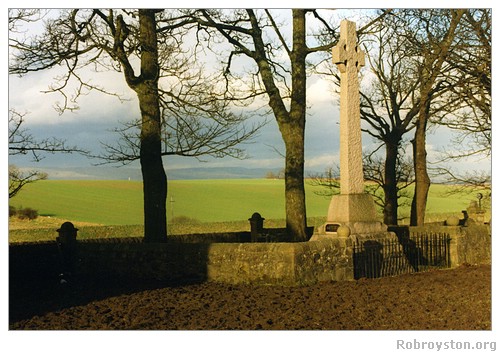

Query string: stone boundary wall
206 238 353 285
9 225 490 286
9 236 354 286
407 225 491 267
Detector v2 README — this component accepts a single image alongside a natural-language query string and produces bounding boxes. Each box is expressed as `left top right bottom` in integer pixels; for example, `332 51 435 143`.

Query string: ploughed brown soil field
10 264 490 330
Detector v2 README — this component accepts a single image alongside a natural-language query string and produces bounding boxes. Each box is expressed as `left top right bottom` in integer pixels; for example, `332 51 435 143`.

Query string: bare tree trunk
283 9 308 241
137 10 167 242
410 110 430 226
409 10 465 226
138 86 167 242
384 139 399 225
248 9 309 241
281 121 307 241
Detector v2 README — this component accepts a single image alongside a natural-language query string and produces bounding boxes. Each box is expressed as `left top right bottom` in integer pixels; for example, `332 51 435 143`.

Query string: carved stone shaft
332 20 365 195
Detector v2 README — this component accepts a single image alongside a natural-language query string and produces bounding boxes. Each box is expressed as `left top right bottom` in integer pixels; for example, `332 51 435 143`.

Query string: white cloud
305 153 339 169
10 67 139 125
307 77 338 104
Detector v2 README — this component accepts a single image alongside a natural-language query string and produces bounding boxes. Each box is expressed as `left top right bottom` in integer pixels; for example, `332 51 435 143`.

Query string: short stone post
56 221 79 283
249 212 265 243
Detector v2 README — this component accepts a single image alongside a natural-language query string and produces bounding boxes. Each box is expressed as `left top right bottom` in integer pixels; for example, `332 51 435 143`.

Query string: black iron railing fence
353 233 451 279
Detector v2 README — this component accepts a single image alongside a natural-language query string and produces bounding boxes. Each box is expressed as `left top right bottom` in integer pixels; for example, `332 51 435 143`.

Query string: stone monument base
310 193 387 241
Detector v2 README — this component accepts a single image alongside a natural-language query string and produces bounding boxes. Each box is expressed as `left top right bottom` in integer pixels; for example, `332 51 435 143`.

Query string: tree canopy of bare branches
9 9 262 242
182 9 387 240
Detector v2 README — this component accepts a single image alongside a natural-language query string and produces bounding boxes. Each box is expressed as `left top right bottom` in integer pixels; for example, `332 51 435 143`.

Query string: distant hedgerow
171 216 201 224
17 207 39 220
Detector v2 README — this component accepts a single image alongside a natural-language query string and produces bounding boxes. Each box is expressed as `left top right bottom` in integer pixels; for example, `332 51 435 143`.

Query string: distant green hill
20 165 294 180
9 179 486 226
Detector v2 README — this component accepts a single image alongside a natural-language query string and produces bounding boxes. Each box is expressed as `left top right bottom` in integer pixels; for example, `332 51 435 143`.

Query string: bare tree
8 9 47 32
399 9 466 226
9 9 260 242
441 9 491 155
315 9 489 227
100 70 263 164
363 149 414 222
308 165 340 197
187 9 387 241
186 9 321 241
432 9 491 189
357 13 420 225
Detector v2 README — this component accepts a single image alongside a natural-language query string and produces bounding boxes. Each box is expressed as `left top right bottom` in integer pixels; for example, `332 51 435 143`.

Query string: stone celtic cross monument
312 19 386 239
332 19 365 196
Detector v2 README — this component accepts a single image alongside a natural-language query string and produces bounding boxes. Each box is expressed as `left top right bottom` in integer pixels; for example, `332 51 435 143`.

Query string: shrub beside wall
9 206 39 220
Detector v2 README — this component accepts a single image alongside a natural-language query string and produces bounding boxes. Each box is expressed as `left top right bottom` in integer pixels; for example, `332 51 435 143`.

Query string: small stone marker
312 19 386 240
249 212 265 242
56 221 79 283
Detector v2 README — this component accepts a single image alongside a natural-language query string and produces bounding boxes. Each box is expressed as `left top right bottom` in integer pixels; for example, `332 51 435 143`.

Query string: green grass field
9 179 489 226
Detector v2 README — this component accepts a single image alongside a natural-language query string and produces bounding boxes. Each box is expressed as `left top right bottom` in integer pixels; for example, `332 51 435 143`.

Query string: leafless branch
8 109 89 162
9 165 48 199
